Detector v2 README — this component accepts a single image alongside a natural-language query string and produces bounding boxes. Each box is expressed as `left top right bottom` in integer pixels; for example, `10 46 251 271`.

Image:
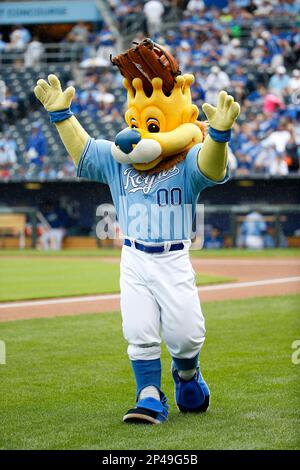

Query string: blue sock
172 352 199 372
131 358 162 400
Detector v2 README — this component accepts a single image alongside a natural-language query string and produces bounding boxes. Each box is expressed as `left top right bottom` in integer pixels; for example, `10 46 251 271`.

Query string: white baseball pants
40 228 65 251
120 242 206 361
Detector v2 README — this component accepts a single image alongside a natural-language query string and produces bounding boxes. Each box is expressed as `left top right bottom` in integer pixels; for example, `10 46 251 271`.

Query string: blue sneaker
172 368 210 413
123 393 168 424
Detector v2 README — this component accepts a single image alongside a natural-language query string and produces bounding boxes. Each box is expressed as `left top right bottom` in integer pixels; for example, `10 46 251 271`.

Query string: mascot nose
115 128 141 154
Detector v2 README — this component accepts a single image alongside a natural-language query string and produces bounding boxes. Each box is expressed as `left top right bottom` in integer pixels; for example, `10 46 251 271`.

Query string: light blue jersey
241 212 267 237
77 138 229 242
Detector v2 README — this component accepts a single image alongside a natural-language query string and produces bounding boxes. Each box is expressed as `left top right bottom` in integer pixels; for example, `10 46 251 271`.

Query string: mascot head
111 39 206 173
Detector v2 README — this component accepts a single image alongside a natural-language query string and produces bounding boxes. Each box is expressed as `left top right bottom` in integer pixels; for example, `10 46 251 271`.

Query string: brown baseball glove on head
110 38 181 97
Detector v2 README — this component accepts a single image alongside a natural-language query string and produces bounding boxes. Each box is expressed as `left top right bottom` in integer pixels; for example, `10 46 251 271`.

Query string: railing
0 42 85 66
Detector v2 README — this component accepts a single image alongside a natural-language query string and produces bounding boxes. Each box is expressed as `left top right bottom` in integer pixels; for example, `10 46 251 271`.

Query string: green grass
0 257 234 302
190 247 300 258
0 247 299 258
0 294 299 450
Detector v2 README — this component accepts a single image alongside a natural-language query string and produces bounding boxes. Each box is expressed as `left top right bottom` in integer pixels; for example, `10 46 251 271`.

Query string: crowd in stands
0 0 300 180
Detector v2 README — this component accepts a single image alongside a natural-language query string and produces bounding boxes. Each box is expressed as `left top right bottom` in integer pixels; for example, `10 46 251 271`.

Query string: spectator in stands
230 66 248 101
263 225 276 248
0 138 17 168
186 0 205 14
100 105 123 125
1 87 18 124
94 26 117 63
240 211 266 249
223 38 245 63
95 83 115 108
268 66 290 99
8 25 31 50
114 0 138 28
285 133 299 173
67 22 89 43
115 0 145 34
143 0 165 36
262 92 285 115
176 43 192 73
244 83 265 107
38 164 57 180
0 130 17 179
269 153 289 176
14 166 29 181
56 157 76 179
254 144 279 174
254 2 275 18
79 89 98 116
25 122 47 168
81 71 98 90
260 29 284 71
114 0 132 19
205 66 230 105
39 200 69 251
285 0 300 15
235 152 252 175
0 131 17 158
290 69 300 95
261 120 291 154
24 36 44 67
263 225 287 248
204 227 224 249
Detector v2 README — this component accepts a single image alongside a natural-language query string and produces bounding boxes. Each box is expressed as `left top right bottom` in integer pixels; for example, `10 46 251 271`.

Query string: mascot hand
34 74 75 112
202 91 240 131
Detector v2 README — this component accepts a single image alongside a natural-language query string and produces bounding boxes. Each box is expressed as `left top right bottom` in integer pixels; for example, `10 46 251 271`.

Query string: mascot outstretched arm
200 91 240 180
34 39 240 425
34 74 88 166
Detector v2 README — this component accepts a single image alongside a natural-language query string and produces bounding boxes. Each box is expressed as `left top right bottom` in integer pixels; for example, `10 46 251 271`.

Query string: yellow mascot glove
202 90 240 131
34 74 89 166
34 74 75 112
198 91 240 181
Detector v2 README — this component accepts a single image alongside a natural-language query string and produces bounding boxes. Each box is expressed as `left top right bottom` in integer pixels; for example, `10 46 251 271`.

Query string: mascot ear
125 110 131 127
182 104 199 124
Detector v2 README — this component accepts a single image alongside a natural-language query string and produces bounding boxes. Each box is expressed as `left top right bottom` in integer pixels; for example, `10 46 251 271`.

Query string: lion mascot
34 39 240 424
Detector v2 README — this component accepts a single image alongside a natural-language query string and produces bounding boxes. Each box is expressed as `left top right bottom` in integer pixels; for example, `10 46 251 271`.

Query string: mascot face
111 74 203 172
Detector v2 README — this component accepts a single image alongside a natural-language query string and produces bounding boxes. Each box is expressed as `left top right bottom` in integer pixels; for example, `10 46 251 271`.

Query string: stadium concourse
0 255 299 321
0 0 300 181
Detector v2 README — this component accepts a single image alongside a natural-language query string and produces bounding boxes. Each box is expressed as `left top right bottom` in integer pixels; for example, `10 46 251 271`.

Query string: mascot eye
131 124 138 129
148 123 160 133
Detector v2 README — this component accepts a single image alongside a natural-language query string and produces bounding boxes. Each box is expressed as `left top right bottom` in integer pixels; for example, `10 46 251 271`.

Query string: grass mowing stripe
0 258 234 302
0 294 299 450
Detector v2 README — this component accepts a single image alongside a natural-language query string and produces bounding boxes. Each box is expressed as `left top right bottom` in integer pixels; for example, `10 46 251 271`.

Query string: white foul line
0 276 300 310
0 292 121 309
192 259 300 266
198 276 300 291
